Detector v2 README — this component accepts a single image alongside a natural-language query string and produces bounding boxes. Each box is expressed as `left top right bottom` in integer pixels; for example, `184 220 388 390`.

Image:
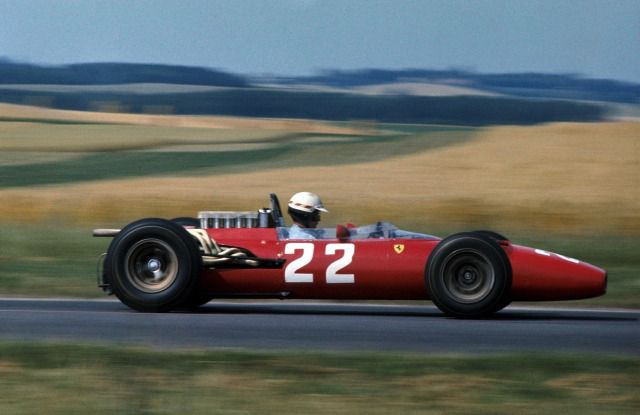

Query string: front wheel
426 232 511 318
105 218 202 312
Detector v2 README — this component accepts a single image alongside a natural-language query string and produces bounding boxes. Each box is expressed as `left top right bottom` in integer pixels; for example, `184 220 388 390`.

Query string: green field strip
0 126 477 188
0 148 287 188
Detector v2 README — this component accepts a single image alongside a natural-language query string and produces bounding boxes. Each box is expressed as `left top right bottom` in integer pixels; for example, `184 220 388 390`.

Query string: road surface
0 298 637 354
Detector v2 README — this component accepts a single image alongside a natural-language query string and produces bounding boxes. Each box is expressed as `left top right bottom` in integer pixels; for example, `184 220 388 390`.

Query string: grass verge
0 223 637 308
0 343 637 414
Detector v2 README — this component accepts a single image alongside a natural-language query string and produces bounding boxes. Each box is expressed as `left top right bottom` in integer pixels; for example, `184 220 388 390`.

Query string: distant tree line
0 62 247 87
1 62 637 103
282 69 640 104
0 88 604 125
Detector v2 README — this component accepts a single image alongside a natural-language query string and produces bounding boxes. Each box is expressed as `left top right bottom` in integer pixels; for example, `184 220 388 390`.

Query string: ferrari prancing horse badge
394 244 405 254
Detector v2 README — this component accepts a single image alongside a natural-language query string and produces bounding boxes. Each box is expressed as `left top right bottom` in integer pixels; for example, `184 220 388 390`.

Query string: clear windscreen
278 222 439 241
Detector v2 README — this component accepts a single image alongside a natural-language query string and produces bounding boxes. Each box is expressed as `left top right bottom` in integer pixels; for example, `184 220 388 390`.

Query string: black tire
178 293 214 310
170 217 212 309
171 217 200 228
104 218 203 312
472 230 509 242
426 232 512 318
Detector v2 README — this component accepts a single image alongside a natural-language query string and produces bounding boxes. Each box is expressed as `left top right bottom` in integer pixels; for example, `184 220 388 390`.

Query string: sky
1 0 639 82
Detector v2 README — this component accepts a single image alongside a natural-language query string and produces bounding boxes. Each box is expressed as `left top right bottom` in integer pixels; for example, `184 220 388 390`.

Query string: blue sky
1 0 639 82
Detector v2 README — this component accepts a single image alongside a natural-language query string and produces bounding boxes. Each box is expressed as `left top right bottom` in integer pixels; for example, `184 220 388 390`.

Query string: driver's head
287 192 328 228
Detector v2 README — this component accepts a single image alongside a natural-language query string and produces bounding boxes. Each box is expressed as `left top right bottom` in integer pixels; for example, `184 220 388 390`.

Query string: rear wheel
105 218 202 312
426 232 511 318
171 217 200 228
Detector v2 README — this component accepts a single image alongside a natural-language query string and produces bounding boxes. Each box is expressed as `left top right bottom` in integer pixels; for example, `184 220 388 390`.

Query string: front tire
178 293 214 310
105 218 202 312
426 232 511 318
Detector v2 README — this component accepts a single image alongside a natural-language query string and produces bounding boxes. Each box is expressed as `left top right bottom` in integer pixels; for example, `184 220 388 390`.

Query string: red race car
93 194 606 318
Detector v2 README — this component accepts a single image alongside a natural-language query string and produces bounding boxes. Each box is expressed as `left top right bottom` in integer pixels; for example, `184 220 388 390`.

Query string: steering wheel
270 193 285 227
368 221 386 238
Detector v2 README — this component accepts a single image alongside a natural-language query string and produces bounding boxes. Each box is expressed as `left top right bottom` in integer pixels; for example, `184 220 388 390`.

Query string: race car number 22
284 243 355 284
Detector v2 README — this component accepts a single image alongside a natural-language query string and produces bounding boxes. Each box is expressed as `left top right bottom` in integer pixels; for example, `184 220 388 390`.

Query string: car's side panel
197 228 284 295
198 228 436 299
195 228 606 302
275 239 434 299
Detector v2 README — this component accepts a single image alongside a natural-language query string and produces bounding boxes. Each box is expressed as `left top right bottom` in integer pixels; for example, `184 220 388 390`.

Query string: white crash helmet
288 192 328 214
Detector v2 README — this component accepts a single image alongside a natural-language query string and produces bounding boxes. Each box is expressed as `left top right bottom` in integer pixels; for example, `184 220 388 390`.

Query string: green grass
0 224 107 298
0 343 637 414
0 223 637 307
0 148 289 187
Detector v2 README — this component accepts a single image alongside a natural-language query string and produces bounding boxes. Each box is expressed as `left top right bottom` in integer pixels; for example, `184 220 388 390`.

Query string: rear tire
426 232 511 318
171 217 200 228
105 218 202 312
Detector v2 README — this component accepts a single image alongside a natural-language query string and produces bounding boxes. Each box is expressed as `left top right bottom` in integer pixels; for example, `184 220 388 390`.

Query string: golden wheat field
0 103 638 235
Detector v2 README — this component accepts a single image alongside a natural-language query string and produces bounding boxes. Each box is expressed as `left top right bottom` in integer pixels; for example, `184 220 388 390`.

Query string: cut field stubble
0 113 638 235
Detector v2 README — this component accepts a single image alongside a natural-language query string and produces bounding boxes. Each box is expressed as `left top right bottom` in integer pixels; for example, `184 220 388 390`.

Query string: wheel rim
124 238 179 293
442 249 495 303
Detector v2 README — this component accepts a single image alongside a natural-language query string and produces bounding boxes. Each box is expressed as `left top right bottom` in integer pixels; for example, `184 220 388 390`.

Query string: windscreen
278 222 439 241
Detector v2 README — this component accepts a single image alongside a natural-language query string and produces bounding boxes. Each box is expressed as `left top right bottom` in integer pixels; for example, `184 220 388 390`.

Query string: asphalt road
0 298 638 355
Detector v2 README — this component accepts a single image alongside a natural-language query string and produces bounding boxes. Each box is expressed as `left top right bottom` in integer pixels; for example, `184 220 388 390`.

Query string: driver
287 192 328 239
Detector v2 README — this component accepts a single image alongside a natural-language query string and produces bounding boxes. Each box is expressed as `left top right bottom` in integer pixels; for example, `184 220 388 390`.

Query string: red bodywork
197 228 607 302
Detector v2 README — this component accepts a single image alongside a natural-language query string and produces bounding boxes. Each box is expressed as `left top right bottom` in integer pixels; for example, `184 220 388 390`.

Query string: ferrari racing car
92 194 607 318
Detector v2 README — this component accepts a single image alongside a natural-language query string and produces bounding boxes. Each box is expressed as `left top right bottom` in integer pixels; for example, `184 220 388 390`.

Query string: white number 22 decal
284 243 355 284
